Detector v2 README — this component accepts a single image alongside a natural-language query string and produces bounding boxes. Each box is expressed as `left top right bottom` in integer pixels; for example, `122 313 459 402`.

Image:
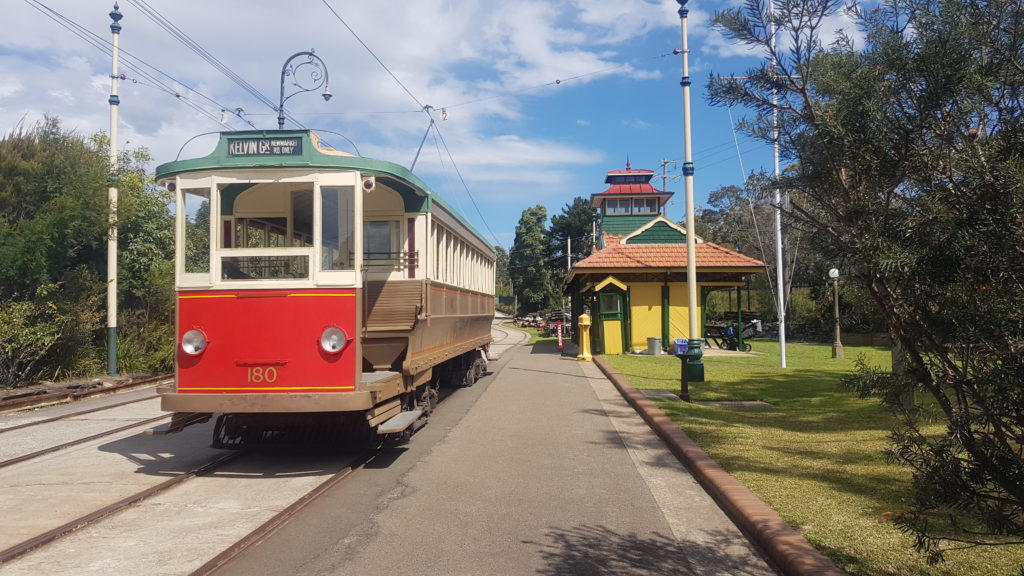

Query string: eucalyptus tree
710 0 1024 561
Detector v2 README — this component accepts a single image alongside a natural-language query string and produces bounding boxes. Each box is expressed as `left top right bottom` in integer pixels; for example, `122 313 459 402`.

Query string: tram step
376 409 424 435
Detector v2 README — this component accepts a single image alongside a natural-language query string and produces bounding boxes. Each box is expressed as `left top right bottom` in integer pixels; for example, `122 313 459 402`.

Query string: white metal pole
771 0 786 368
678 0 703 382
106 3 122 377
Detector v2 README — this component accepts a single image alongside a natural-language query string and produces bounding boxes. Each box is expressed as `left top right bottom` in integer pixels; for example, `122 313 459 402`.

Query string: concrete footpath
322 341 784 576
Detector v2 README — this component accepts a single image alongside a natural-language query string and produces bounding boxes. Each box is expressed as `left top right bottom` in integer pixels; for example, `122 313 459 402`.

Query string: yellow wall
629 283 663 351
625 282 702 350
670 283 700 341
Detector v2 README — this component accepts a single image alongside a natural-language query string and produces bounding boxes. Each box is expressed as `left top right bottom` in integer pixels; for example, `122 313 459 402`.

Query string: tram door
597 288 626 355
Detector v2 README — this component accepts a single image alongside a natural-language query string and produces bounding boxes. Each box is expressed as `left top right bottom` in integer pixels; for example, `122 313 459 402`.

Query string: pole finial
110 3 123 33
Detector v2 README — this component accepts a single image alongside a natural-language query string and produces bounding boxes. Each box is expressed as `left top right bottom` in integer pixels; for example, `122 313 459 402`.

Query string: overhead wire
319 0 426 111
125 0 276 112
320 0 505 247
22 0 250 130
123 0 313 129
425 109 502 247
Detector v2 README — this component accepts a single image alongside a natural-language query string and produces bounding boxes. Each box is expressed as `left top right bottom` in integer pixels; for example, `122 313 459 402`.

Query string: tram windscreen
219 186 314 281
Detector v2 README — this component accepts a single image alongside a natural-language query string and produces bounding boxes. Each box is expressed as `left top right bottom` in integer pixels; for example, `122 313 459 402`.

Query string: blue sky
1 1 856 249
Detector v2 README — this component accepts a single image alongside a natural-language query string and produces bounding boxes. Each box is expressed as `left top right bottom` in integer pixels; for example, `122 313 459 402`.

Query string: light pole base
832 342 845 359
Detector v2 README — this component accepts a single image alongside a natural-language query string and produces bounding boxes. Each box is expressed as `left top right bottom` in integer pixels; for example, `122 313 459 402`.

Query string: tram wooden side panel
402 281 493 376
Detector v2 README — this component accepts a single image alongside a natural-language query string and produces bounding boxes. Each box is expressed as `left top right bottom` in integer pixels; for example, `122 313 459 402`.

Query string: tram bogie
154 130 495 447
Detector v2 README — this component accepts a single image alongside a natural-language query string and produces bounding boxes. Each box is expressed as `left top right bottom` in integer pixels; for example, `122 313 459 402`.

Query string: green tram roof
156 130 493 253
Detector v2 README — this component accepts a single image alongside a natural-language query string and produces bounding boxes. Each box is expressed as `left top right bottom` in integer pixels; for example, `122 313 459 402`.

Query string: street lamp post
277 50 332 129
829 268 844 359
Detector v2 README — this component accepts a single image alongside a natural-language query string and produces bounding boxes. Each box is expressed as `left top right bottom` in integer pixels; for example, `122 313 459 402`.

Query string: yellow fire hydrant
576 314 593 362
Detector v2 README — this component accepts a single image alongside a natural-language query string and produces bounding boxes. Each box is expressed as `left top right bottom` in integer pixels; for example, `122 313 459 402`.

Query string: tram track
0 412 171 470
0 373 170 415
191 448 378 576
0 392 162 434
0 451 242 566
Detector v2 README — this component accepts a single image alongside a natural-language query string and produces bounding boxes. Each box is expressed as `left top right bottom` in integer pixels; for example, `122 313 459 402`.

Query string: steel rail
0 374 171 414
0 393 161 434
0 414 171 470
0 451 242 565
189 449 377 576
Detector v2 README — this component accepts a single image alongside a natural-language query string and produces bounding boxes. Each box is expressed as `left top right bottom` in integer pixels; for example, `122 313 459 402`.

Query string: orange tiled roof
573 241 764 269
602 231 624 247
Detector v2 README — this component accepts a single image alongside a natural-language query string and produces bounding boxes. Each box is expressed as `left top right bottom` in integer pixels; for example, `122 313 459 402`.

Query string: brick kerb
593 356 846 576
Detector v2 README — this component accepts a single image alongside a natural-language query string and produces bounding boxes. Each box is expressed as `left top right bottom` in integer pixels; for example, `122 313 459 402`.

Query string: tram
153 130 495 446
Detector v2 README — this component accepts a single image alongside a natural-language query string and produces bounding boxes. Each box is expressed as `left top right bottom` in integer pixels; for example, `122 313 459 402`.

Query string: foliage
603 342 1024 576
547 196 597 278
509 205 559 312
0 298 65 387
709 0 1024 562
494 245 511 298
0 118 174 384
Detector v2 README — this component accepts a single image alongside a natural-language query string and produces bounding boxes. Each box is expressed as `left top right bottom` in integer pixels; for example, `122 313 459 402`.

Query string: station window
634 198 658 214
605 199 629 215
600 292 621 314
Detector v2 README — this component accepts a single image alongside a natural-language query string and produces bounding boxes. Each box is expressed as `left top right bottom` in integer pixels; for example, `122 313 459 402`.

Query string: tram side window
182 188 210 274
321 186 355 270
364 220 399 261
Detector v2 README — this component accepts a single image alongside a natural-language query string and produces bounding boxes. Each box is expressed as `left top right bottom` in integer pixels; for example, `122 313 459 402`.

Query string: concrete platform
298 340 781 575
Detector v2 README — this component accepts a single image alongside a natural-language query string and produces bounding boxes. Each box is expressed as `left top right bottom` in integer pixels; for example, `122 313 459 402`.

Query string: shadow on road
526 524 772 576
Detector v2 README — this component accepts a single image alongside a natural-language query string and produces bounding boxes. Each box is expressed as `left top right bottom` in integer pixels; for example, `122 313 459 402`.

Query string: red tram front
155 130 495 446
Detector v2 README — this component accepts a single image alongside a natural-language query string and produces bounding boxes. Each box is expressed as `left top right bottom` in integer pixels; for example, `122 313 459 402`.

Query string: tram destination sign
227 137 303 157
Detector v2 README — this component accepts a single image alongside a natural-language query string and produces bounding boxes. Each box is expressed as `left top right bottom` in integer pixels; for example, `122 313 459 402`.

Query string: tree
548 196 597 279
509 205 558 313
0 118 173 383
710 0 1024 562
494 245 511 298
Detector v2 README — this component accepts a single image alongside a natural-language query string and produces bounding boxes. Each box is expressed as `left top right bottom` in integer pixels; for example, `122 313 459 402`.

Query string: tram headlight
320 327 348 354
181 329 208 356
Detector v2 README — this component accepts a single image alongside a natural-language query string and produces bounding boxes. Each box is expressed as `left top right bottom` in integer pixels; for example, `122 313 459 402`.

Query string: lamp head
322 85 333 102
828 268 840 279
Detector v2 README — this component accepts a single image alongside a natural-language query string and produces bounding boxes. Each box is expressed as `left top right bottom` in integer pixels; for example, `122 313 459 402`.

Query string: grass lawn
601 340 1024 576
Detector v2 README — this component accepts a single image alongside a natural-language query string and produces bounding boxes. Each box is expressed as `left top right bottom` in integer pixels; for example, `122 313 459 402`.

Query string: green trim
627 221 687 245
156 130 491 249
662 283 670 348
600 214 658 237
219 183 255 216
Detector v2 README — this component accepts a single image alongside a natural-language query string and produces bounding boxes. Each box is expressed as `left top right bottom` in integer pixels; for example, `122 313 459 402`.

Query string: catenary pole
106 3 122 377
678 0 704 381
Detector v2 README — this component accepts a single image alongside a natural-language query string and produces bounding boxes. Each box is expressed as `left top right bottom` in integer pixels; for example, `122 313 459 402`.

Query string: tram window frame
179 187 212 282
320 185 356 272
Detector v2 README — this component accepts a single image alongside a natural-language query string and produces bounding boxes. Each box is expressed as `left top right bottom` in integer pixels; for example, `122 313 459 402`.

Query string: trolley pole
106 3 122 377
677 0 703 382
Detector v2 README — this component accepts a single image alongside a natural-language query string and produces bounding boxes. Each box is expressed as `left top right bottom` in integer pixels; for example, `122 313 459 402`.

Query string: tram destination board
227 137 303 156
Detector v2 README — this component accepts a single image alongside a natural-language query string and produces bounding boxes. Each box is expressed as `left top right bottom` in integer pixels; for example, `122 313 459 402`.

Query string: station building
565 162 764 355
